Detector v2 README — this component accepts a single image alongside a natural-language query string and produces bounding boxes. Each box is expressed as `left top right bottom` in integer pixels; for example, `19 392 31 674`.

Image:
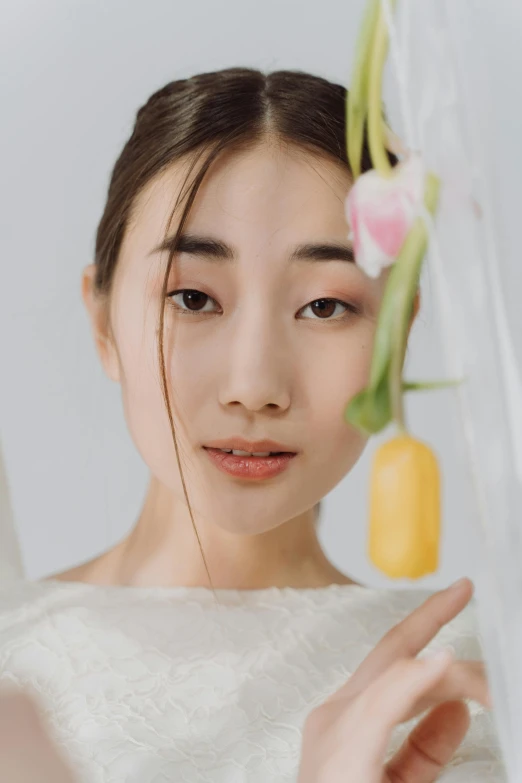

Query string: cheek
116 317 223 492
304 326 374 460
110 307 188 487
121 356 180 479
309 325 375 412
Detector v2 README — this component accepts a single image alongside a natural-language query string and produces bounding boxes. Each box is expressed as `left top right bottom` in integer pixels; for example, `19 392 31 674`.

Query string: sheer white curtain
381 2 522 780
0 439 24 586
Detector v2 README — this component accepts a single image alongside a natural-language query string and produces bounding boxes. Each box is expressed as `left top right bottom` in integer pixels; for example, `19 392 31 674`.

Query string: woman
0 67 504 781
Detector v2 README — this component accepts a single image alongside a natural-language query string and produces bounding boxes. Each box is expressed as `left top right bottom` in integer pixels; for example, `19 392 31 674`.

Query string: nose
218 310 292 414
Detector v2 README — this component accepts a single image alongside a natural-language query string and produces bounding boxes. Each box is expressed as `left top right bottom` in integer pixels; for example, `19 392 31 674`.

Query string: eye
167 289 220 314
298 298 359 321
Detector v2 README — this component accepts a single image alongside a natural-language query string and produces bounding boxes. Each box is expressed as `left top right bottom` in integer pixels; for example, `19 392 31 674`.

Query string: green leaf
345 378 462 436
403 379 464 392
345 371 392 435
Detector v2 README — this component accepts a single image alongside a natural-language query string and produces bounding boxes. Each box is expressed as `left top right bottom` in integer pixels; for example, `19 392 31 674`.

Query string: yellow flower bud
368 435 440 579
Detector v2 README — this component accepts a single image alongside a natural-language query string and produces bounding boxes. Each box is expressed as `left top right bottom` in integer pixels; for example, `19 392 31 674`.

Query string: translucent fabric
381 1 522 778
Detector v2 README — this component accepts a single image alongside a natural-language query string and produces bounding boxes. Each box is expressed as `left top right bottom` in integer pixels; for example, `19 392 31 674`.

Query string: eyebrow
148 233 355 263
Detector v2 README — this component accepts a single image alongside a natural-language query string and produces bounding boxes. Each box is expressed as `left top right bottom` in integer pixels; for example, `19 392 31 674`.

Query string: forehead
126 142 353 256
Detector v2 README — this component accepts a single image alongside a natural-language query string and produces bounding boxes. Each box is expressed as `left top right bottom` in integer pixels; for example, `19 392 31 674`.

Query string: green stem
390 321 408 432
367 2 395 175
347 0 380 179
388 172 440 431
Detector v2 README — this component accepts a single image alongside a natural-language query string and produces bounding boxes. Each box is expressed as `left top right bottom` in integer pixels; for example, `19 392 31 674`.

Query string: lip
203 448 297 480
203 437 297 454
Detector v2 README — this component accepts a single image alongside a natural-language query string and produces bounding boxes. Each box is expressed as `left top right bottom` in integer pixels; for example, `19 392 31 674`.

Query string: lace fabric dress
0 578 506 782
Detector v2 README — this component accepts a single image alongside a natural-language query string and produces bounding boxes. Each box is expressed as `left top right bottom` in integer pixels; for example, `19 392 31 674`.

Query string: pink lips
202 438 298 481
203 448 297 480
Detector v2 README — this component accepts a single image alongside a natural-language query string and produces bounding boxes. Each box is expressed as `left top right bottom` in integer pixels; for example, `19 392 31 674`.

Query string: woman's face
88 141 387 535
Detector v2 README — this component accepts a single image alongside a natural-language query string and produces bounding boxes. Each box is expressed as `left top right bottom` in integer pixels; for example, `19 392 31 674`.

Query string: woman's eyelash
297 298 361 321
166 289 361 321
167 290 220 315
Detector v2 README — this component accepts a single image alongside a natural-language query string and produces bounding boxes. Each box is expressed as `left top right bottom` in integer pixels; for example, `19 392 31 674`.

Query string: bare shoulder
44 564 90 583
44 553 111 585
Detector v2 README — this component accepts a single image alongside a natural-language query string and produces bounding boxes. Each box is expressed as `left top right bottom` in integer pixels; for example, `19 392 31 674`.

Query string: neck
75 475 354 590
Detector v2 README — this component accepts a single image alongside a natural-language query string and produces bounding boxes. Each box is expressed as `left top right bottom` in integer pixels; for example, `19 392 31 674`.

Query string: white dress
0 578 506 783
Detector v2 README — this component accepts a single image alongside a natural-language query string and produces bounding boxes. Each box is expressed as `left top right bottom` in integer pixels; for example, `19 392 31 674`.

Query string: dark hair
93 67 396 584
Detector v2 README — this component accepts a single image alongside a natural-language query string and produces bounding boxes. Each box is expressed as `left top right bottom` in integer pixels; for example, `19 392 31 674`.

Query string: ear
81 264 121 383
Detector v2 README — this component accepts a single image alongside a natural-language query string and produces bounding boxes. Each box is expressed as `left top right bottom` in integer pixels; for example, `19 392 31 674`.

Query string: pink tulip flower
345 153 427 278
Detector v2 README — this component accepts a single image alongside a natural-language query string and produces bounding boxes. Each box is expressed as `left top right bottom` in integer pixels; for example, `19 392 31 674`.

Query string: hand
297 578 490 783
0 688 77 782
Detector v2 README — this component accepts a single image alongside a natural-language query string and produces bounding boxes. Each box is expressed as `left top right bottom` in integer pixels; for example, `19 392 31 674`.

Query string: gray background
1 0 521 590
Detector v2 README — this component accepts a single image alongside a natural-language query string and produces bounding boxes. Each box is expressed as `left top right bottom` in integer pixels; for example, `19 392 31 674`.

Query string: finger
345 652 454 770
400 660 490 721
0 689 43 741
367 579 473 669
386 701 470 783
330 578 473 702
0 690 76 783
